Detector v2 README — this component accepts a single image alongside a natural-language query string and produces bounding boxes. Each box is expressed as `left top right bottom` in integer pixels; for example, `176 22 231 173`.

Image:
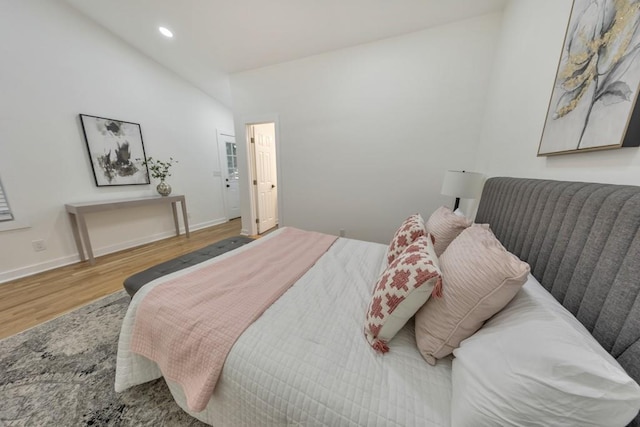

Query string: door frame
239 114 282 236
217 130 239 221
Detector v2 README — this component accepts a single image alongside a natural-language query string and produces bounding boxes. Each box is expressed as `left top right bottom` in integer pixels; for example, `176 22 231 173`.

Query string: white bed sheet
116 229 452 426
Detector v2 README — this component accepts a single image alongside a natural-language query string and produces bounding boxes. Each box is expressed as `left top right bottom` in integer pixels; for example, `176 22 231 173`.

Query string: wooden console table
65 195 190 265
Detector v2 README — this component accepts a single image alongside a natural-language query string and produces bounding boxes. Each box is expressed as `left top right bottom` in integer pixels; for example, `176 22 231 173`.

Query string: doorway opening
247 122 278 235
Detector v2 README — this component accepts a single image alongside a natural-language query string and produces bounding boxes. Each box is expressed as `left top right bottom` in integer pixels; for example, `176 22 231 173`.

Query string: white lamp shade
441 170 485 199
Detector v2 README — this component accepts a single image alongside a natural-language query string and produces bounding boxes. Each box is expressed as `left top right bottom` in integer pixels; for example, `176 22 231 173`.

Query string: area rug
0 291 206 426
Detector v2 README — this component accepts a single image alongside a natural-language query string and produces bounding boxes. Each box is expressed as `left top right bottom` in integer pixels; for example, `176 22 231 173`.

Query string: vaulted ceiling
64 0 507 106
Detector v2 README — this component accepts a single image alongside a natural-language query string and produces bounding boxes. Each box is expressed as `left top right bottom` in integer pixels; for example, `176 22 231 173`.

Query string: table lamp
441 170 484 210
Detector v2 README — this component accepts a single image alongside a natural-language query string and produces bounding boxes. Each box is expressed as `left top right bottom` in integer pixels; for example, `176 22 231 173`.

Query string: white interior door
220 134 240 220
252 123 278 234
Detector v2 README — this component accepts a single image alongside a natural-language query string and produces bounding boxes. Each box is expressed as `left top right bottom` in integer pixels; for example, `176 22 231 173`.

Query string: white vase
156 180 172 196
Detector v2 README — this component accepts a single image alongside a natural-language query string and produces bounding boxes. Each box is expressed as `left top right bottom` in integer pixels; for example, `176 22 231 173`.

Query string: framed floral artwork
79 114 151 186
538 0 640 156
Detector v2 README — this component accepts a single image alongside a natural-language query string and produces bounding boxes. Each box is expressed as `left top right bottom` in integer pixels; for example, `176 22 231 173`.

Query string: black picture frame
79 114 150 186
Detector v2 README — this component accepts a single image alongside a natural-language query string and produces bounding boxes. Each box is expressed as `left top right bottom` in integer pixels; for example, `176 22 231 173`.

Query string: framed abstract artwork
538 0 640 156
79 114 150 186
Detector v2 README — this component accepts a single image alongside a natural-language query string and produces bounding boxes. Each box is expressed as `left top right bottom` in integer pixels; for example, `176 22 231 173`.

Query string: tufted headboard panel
475 177 640 398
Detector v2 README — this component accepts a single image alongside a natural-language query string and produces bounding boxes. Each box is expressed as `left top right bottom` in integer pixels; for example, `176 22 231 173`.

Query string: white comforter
116 229 452 426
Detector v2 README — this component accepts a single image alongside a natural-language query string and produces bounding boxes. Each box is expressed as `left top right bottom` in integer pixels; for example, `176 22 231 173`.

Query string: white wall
0 0 234 282
230 13 504 243
476 0 640 184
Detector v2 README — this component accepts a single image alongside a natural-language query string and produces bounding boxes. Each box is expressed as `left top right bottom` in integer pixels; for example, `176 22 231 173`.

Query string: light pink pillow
414 224 530 365
425 206 471 256
386 214 426 265
365 235 442 353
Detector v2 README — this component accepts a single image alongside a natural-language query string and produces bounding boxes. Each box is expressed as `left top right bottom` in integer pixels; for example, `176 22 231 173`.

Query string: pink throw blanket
130 228 337 412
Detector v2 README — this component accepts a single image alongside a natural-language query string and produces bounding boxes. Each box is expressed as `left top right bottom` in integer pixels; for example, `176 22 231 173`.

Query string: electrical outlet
32 239 46 252
339 229 346 237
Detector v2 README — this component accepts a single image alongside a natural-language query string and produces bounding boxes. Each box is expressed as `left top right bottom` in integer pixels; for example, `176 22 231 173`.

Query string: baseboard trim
0 218 227 284
0 253 81 285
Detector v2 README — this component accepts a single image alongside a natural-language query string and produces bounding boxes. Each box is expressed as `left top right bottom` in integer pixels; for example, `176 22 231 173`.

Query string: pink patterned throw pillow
386 214 426 265
365 235 442 353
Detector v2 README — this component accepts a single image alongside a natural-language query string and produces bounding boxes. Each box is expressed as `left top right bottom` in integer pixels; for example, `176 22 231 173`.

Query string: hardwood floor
0 219 242 339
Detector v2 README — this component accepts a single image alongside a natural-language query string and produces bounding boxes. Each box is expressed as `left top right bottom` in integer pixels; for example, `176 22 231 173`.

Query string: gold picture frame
538 0 640 156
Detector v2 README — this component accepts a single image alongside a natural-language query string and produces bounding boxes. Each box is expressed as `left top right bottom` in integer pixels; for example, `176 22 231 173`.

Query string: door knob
271 184 276 189
226 184 230 188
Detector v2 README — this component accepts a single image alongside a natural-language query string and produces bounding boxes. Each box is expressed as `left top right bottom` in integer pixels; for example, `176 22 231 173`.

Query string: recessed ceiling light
158 27 173 38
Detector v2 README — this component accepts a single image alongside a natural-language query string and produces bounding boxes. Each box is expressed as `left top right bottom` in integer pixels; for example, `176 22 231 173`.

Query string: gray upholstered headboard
475 177 640 414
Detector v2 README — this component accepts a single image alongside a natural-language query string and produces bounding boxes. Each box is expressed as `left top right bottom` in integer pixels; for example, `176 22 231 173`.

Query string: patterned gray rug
0 291 206 426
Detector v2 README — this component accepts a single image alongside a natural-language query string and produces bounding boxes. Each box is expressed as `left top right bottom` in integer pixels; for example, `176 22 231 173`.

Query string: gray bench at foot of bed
123 235 254 297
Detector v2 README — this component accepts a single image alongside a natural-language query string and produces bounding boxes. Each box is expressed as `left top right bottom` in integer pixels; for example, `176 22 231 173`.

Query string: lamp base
453 197 460 211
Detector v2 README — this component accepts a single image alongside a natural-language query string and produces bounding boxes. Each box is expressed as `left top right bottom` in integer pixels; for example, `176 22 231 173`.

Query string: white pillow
451 275 640 427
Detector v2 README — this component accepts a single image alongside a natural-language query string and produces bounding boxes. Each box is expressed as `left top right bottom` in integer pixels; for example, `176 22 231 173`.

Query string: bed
115 177 640 426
